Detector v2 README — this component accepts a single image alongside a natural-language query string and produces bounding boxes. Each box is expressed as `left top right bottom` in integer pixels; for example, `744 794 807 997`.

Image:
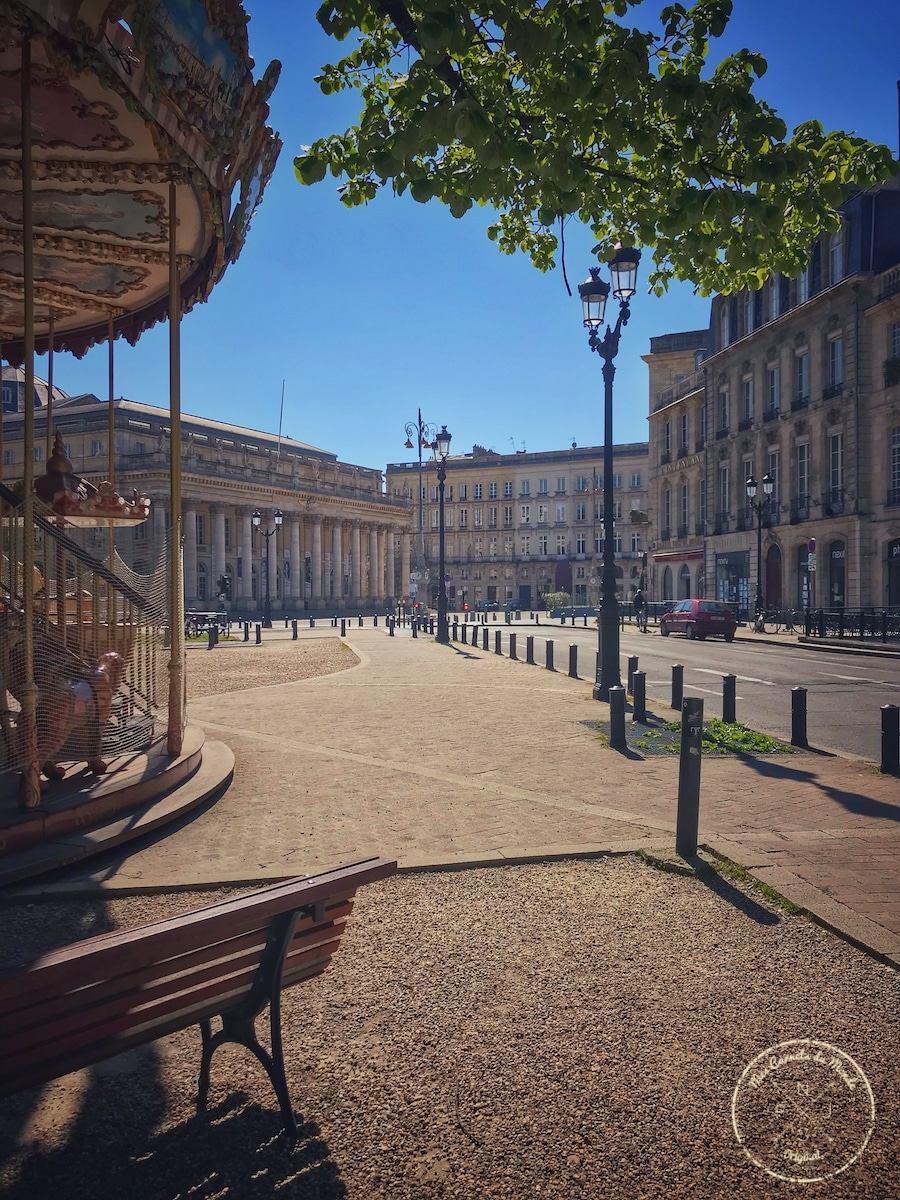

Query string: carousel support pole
19 34 40 809
106 315 116 653
45 311 53 462
166 181 185 756
76 563 86 659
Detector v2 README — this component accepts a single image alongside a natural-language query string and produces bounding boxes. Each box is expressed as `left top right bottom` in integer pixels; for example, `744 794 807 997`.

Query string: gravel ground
1 857 898 1199
184 637 359 699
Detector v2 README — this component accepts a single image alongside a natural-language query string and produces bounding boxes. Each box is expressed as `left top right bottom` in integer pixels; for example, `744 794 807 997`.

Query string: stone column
212 503 226 595
289 514 301 603
311 518 323 603
268 513 279 613
401 532 411 601
332 519 344 604
237 507 252 605
369 525 379 600
152 494 167 541
183 501 197 608
351 522 362 603
386 525 396 603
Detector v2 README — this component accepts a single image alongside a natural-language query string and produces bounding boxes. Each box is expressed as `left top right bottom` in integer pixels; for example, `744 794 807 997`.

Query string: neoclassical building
1 371 413 614
646 174 900 613
386 440 650 609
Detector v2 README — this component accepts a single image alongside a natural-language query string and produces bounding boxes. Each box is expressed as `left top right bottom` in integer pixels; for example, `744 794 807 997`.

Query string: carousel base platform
0 726 234 887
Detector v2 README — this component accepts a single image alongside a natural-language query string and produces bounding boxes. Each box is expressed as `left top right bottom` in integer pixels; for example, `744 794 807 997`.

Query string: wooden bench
0 855 396 1138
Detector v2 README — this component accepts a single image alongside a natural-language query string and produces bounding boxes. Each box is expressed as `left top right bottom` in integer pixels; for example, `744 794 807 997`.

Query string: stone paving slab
27 626 900 965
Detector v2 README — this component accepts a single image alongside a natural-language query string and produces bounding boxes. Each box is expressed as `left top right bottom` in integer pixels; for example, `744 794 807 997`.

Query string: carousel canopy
0 0 282 363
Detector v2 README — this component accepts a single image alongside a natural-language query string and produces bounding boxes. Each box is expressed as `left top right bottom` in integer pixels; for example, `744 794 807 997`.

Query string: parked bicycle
753 608 800 634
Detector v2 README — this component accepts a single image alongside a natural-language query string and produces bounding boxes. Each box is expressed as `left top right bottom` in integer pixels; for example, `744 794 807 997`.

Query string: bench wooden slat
1 901 355 1039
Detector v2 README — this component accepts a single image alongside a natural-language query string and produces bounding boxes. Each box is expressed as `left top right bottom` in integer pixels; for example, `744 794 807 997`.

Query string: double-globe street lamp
404 408 437 605
432 424 452 644
578 247 641 701
746 473 774 624
252 507 283 629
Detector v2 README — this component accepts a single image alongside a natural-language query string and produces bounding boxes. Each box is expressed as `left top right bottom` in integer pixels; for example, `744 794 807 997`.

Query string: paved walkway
34 621 900 968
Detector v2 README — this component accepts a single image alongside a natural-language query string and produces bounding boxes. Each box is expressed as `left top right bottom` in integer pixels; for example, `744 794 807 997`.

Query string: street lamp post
252 507 283 629
578 247 641 701
432 424 452 644
746 473 774 625
404 408 437 599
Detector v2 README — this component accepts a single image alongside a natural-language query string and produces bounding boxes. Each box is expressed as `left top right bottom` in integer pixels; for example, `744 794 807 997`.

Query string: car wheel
697 633 707 640
660 623 669 636
686 624 696 640
725 632 735 642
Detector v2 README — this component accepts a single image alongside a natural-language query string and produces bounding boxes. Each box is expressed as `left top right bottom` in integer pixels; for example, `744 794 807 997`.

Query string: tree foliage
296 0 895 294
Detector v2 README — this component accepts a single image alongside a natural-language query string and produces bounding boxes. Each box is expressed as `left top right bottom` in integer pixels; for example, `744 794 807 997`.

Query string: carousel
0 0 280 878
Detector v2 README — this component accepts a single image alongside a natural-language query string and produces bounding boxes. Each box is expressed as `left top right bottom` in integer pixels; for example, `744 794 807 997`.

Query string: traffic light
217 574 230 599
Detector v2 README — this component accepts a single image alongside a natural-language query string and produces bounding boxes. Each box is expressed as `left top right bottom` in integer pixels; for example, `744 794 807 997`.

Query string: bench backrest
0 856 396 1095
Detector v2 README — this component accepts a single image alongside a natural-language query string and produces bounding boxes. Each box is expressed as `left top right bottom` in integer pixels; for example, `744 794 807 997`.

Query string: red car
659 599 738 642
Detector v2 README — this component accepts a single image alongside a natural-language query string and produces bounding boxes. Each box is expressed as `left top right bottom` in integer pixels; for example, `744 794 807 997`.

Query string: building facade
647 176 900 613
1 376 413 614
386 442 650 610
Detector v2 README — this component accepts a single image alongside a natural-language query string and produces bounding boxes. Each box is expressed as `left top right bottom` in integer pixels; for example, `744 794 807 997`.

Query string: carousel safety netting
1 487 169 780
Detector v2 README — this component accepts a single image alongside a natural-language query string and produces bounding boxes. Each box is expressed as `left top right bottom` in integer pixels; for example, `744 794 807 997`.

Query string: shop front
715 550 750 617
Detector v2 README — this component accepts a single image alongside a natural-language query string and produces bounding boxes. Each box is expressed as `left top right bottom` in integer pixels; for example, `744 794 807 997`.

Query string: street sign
808 538 816 553
808 553 818 572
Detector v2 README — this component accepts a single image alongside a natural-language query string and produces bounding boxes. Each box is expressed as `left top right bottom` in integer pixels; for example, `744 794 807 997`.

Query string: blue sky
44 0 900 474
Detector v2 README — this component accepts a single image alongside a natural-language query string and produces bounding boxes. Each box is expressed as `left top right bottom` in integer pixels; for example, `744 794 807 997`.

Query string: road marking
678 684 744 699
819 671 872 682
692 668 774 686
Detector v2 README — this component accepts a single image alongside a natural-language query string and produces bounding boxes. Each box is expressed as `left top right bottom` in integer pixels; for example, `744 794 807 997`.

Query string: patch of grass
318 1083 339 1106
637 849 806 916
582 718 791 757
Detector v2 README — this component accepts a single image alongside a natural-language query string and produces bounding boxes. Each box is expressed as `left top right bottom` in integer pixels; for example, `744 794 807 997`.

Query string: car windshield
698 602 732 613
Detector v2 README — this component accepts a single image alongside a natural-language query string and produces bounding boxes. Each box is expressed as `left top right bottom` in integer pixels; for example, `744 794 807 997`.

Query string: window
34 446 42 462
892 321 900 360
197 562 207 602
797 266 809 304
699 477 707 524
505 537 513 556
719 464 729 514
430 485 438 502
133 441 145 455
521 536 530 555
488 506 497 527
503 505 513 526
829 336 843 389
459 507 468 528
576 534 586 554
474 537 483 557
538 478 548 494
196 514 205 545
742 375 754 424
474 483 482 500
720 304 730 348
431 509 439 529
575 503 586 521
891 427 900 499
537 503 548 523
224 517 232 548
474 506 483 527
743 291 754 336
631 532 641 553
613 531 622 553
556 476 566 493
2 449 11 466
445 508 454 528
663 488 671 535
489 537 497 556
447 485 453 502
538 534 548 554
679 414 688 454
134 520 147 542
829 231 844 284
459 484 467 500
420 485 427 502
521 504 530 523
829 432 844 492
576 475 589 492
91 439 102 456
664 421 671 458
767 449 780 508
556 534 567 555
796 352 810 403
796 442 810 500
767 364 780 413
699 404 707 444
612 474 621 489
768 276 780 322
718 390 729 432
520 479 530 496
555 504 566 523
680 483 689 530
631 471 642 488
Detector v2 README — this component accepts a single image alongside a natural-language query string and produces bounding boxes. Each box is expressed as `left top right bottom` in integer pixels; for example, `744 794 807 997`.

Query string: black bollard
412 620 418 638
791 687 808 748
482 627 489 651
526 635 535 664
389 617 395 637
341 618 347 638
536 613 540 625
429 617 435 635
609 686 627 750
207 627 216 650
627 655 638 694
243 621 250 642
671 664 684 711
374 615 378 627
309 617 315 628
722 674 736 724
358 615 363 627
509 633 517 660
255 623 262 645
632 671 647 723
495 630 502 655
546 640 555 671
568 644 578 679
292 619 298 640
817 608 826 638
332 617 337 628
881 705 900 775
675 697 705 857
285 618 290 629
461 623 468 645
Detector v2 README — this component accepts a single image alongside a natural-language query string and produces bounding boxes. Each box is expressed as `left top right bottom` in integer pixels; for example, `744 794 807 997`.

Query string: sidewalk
24 622 900 968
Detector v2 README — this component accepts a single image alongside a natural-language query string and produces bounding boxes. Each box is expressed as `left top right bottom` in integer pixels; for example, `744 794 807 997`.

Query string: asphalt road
530 621 900 762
